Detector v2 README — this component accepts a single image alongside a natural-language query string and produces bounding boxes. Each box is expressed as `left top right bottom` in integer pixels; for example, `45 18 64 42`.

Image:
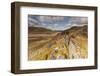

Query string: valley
28 25 88 60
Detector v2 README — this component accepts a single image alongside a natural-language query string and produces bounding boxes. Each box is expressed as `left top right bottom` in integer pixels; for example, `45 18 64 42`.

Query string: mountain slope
28 25 88 60
28 26 53 34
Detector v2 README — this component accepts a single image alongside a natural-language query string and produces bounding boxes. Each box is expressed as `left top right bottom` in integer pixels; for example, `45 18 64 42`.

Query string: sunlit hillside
28 25 88 60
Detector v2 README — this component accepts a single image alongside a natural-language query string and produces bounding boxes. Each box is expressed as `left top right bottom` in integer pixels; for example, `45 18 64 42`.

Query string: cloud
68 17 88 24
38 16 65 23
28 17 40 27
80 17 88 24
28 17 39 23
28 15 88 30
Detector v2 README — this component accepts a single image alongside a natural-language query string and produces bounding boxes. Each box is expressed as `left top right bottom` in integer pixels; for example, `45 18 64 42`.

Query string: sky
28 15 88 31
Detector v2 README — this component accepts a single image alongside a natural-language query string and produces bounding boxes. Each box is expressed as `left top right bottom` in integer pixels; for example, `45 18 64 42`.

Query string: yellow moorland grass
28 34 88 60
28 26 88 60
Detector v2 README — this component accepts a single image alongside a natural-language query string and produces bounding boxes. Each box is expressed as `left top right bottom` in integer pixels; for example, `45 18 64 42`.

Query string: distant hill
28 26 53 34
61 25 88 37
